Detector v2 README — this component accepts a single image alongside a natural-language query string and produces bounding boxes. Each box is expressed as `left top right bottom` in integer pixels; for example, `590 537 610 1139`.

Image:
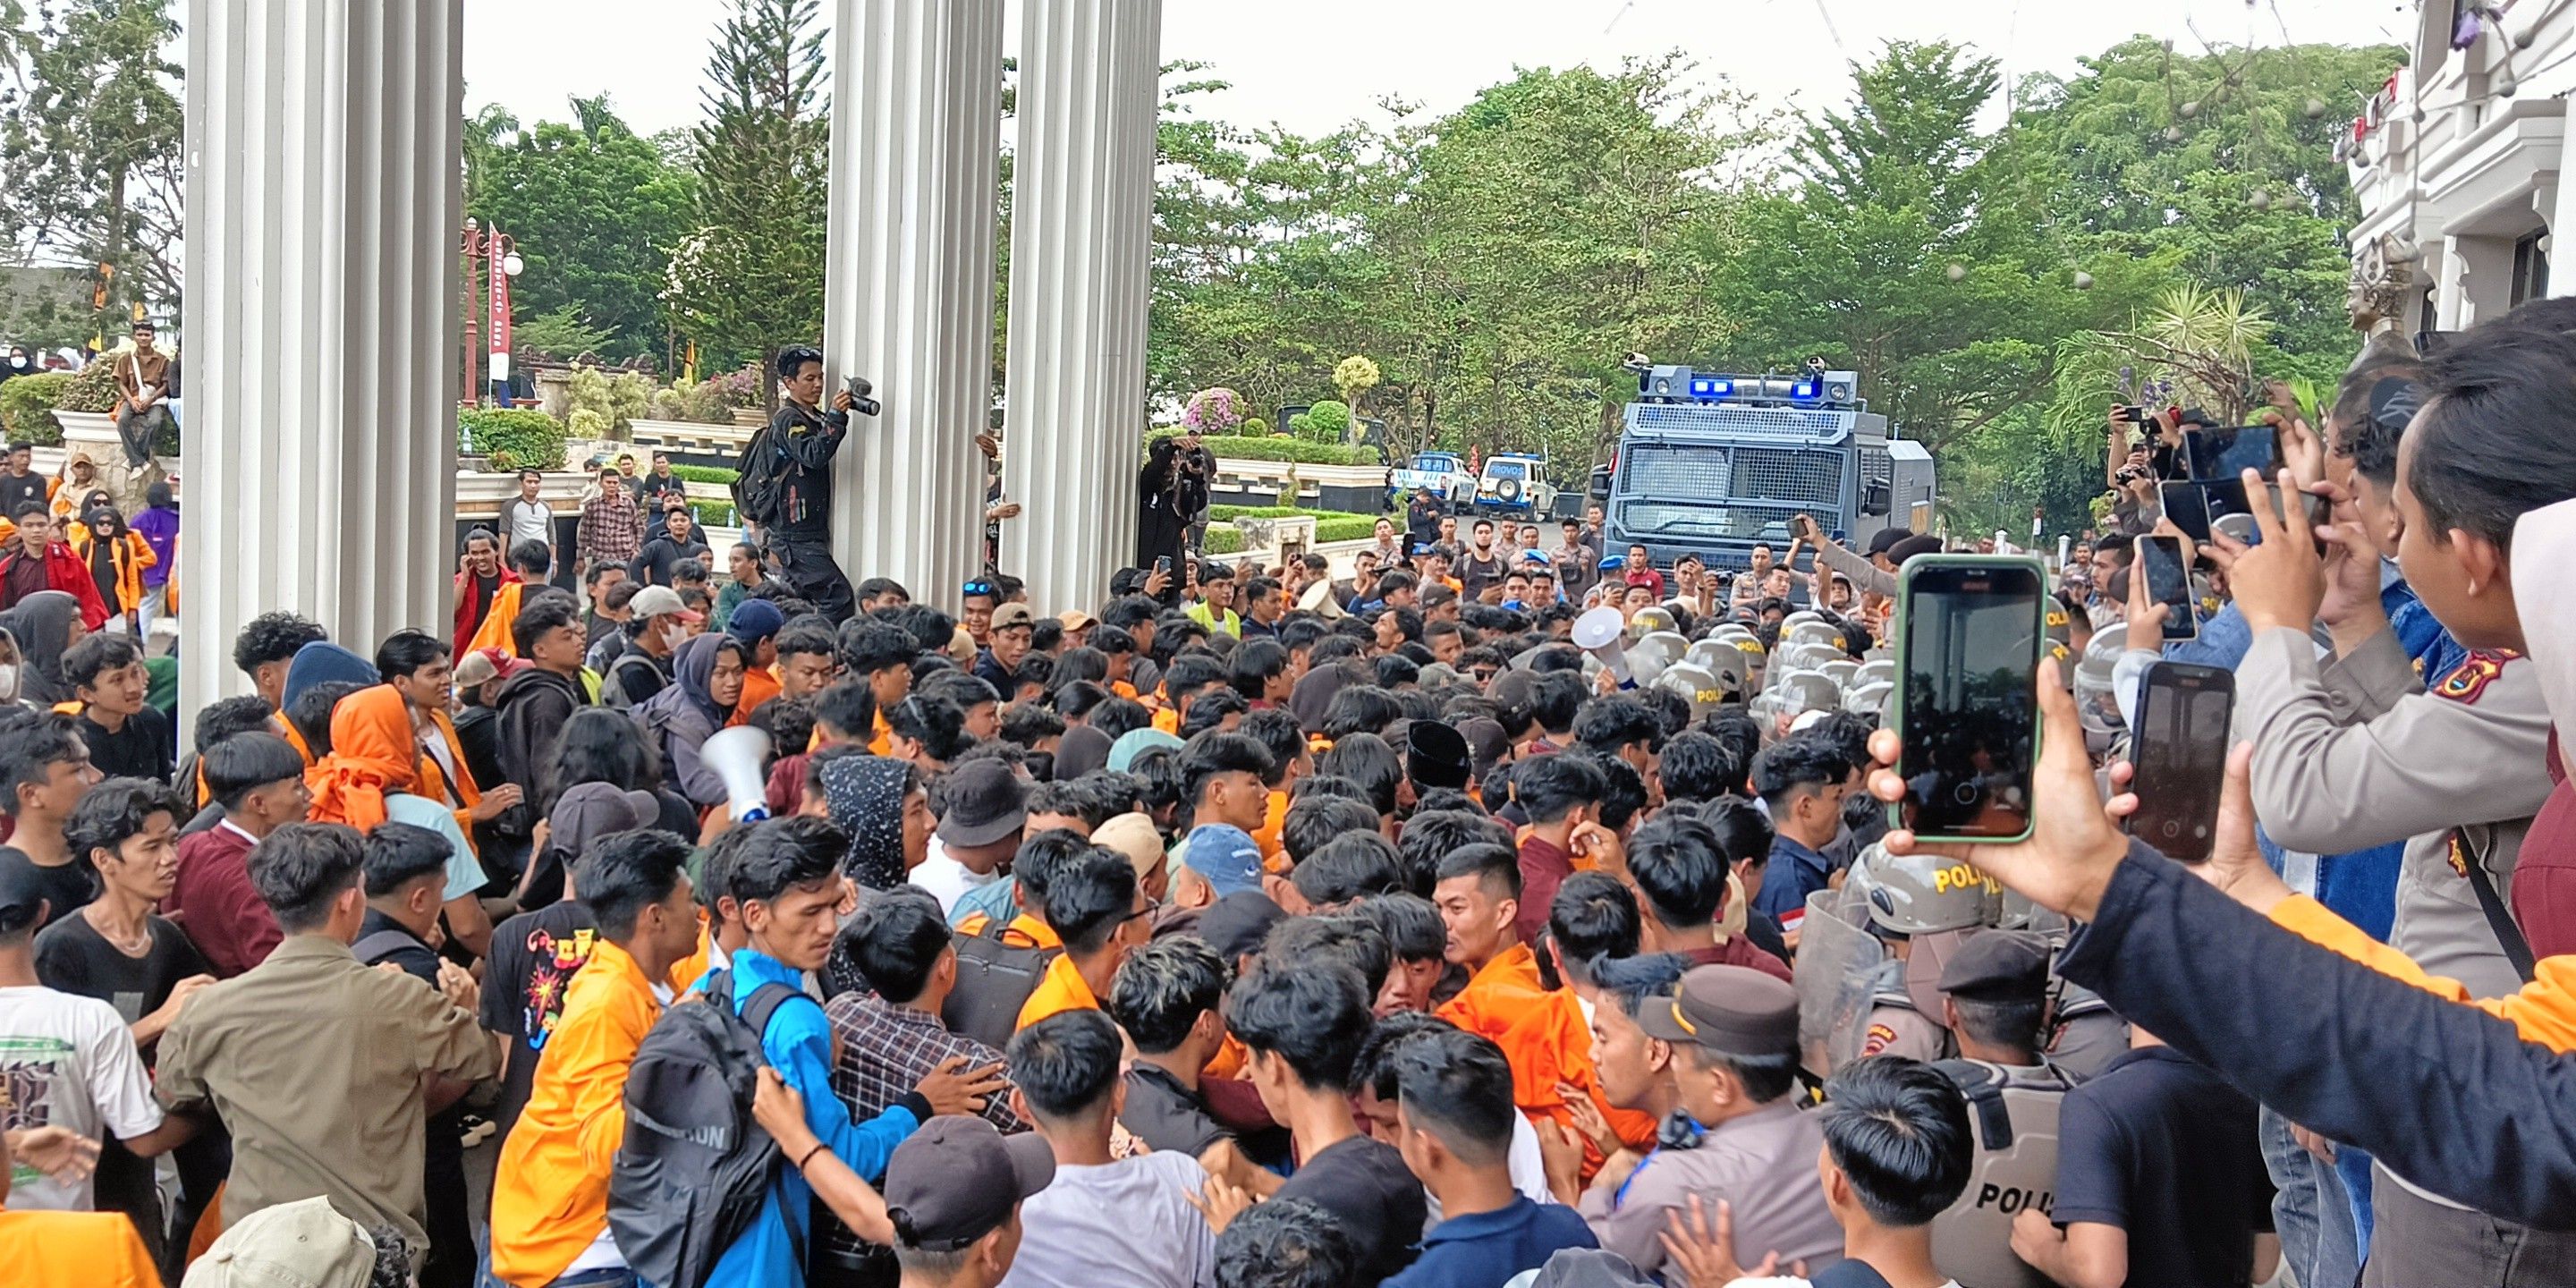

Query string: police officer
1840 843 1999 1065
758 345 861 622
1928 930 2078 1288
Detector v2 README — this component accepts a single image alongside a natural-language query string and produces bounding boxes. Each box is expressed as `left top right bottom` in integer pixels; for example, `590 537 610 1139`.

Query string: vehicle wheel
1496 479 1523 504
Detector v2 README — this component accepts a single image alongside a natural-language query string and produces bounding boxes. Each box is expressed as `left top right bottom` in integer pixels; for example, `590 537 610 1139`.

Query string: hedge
0 373 69 446
688 497 739 529
1147 430 1379 467
671 463 740 487
1203 512 1384 556
459 408 569 471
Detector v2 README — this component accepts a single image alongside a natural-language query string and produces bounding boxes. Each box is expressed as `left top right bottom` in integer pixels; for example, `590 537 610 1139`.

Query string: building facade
2346 1 2576 335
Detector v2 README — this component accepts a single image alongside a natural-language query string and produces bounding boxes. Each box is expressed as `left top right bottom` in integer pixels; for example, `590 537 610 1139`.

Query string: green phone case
1886 553 2046 843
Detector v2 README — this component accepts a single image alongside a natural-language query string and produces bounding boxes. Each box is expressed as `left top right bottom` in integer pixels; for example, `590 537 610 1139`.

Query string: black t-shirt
2053 1046 2273 1288
1458 551 1507 599
1274 1134 1426 1284
0 846 96 929
1121 1064 1229 1159
479 901 602 1125
0 472 47 521
81 708 174 784
33 911 208 1052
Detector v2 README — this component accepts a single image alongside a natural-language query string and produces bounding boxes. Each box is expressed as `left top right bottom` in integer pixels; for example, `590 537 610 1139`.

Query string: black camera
843 375 882 418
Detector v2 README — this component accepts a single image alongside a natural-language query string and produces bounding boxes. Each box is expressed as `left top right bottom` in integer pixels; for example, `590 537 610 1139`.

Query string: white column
182 0 462 712
1002 0 1163 614
823 0 1005 608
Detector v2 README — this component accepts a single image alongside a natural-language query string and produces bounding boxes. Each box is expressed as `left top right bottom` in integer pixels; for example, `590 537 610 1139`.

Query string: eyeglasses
962 580 996 597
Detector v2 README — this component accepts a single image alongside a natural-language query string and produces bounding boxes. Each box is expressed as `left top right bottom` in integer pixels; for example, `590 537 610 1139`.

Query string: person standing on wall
745 345 860 623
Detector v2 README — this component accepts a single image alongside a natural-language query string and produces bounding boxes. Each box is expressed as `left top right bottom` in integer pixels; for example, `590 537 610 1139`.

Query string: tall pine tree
665 0 829 397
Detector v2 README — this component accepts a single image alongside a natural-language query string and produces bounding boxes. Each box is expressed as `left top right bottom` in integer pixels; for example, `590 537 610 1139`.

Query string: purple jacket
131 505 178 588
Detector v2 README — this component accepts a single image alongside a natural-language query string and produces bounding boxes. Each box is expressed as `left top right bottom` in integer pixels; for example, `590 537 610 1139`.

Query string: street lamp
460 219 523 405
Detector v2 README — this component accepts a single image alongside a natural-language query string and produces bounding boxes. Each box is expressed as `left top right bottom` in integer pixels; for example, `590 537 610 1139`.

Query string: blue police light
1790 378 1822 401
1689 377 1733 400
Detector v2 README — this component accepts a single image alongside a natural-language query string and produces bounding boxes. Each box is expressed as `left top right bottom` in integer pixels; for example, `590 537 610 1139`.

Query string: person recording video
752 344 865 622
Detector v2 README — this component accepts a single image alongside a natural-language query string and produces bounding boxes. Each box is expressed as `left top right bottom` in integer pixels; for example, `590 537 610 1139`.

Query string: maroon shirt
2512 733 2576 962
168 822 283 978
1680 937 1792 983
1516 833 1573 946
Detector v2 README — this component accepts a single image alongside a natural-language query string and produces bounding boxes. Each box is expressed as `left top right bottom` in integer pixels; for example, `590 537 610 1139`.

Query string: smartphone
2159 481 2212 543
1154 555 1173 575
2115 405 2148 425
1890 555 2045 843
2203 479 2325 546
2135 536 2197 640
2126 662 2236 862
2182 424 2279 481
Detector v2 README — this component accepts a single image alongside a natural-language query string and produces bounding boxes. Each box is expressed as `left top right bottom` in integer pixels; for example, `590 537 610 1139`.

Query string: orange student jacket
64 525 155 613
1436 942 1656 1171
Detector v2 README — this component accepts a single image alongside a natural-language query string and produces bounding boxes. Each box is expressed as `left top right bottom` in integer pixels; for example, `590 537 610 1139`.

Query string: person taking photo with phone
750 345 860 623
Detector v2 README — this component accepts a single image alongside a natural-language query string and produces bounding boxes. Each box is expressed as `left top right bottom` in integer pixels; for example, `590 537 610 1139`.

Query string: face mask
662 623 690 650
0 664 18 702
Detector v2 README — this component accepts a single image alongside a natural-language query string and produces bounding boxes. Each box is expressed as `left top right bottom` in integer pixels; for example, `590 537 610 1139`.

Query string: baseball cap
991 603 1036 632
452 649 502 692
1056 608 1099 632
0 859 47 935
1938 929 2052 1002
934 759 1028 848
1636 964 1800 1058
1090 812 1167 881
727 599 786 646
1865 527 1911 558
1107 728 1183 775
631 584 703 623
182 1196 380 1288
1182 822 1265 897
883 1115 1055 1252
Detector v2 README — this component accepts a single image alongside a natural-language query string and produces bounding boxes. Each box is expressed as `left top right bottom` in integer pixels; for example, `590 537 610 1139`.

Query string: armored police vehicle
1603 364 1935 576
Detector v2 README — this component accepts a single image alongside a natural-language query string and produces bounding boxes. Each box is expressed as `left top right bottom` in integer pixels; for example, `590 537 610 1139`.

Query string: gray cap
1938 929 2052 1002
934 758 1028 848
183 1197 379 1288
884 1115 1055 1251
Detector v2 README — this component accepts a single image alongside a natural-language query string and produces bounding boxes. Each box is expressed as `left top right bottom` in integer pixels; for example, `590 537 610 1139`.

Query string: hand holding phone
2133 535 2197 641
2125 662 2235 862
1889 556 2045 843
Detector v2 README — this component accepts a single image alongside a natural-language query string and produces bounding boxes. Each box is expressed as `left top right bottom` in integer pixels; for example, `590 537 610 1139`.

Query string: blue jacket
1753 835 1832 928
1382 1197 1597 1288
704 947 923 1288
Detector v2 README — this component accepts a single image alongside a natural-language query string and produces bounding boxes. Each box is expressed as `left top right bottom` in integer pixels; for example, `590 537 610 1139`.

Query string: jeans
2260 1106 2361 1288
137 583 167 639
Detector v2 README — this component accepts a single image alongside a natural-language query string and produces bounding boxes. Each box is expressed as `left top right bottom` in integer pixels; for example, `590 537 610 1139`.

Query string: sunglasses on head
962 580 996 597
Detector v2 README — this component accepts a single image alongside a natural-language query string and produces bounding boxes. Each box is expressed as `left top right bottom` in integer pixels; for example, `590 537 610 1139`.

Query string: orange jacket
2272 894 2576 1052
1436 943 1656 1176
65 527 153 614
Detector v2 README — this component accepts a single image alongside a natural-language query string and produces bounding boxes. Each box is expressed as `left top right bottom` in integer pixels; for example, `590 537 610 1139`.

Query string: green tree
0 0 183 330
665 0 830 399
466 96 698 360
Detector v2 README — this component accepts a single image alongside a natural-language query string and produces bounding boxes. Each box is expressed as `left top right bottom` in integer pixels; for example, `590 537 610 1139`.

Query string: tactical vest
1929 1058 2073 1288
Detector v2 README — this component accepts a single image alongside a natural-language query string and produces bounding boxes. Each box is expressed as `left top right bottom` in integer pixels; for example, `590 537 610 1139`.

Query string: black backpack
609 969 805 1288
941 919 1060 1050
732 424 790 528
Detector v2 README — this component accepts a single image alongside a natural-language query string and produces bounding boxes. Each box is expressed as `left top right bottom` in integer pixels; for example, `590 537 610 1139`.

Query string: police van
1603 364 1935 578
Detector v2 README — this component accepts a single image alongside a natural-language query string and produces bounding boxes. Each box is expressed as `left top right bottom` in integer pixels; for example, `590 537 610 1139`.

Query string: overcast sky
461 0 2409 141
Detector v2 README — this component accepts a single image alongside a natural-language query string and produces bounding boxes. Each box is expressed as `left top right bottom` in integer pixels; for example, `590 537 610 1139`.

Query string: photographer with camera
739 345 874 623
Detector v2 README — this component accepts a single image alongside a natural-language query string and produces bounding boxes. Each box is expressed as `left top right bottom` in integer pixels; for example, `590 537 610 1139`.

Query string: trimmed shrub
669 463 740 487
1203 525 1244 555
1314 515 1381 544
1148 430 1377 467
460 408 569 470
0 373 70 445
57 361 123 414
688 497 737 529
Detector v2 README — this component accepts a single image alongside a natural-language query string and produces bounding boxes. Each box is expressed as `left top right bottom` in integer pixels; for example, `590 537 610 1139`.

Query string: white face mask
662 623 690 651
0 663 18 702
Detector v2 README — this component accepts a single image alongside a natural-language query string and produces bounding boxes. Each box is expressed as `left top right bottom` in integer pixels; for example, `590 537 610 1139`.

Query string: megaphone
700 725 775 822
1572 606 1635 689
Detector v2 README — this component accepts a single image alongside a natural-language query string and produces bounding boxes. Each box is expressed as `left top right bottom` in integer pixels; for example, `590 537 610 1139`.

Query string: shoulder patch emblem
1861 1022 1898 1055
2435 648 2521 705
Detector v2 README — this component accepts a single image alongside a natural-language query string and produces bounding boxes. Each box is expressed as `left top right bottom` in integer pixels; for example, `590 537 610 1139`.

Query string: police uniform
1580 966 1844 1279
1928 931 2075 1288
1856 957 1948 1063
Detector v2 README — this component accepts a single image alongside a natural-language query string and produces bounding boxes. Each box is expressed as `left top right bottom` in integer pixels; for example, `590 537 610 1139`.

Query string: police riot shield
1792 886 1887 1080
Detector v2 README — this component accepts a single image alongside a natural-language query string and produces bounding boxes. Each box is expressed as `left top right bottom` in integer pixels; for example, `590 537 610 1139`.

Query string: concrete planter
1205 455 1387 516
629 418 752 470
51 411 163 514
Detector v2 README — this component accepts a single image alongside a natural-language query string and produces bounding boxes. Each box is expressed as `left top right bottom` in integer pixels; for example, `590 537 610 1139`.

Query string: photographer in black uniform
743 345 873 622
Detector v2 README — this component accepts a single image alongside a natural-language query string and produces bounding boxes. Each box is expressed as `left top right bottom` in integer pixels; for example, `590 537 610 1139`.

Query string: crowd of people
10 309 2576 1288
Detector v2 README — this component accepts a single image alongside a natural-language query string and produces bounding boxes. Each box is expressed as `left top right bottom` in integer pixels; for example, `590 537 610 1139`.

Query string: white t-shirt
999 1150 1216 1288
909 839 1000 915
0 984 165 1210
385 791 489 901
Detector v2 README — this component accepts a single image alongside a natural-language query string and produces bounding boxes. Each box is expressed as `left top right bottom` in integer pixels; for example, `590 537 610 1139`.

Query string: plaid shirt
820 994 1021 1262
576 489 644 568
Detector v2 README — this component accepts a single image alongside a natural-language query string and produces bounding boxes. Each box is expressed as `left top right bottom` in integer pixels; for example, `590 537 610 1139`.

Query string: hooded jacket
631 634 738 808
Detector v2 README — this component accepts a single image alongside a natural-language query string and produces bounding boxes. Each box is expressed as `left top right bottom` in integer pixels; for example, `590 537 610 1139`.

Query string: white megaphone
700 725 775 822
1572 606 1636 690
